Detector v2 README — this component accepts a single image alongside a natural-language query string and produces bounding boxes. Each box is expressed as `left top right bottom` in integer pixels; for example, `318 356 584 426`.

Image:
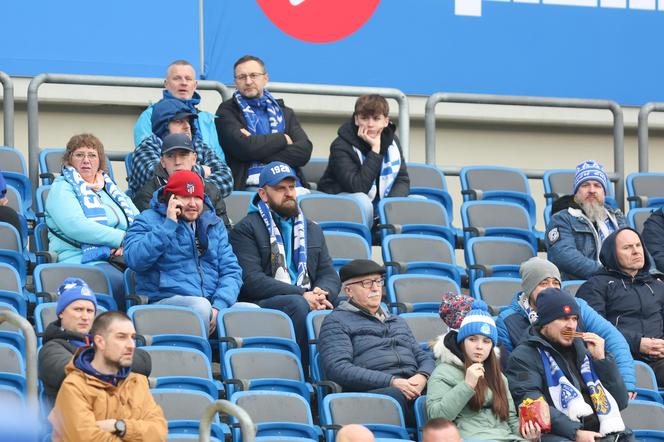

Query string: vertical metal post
27 74 46 191
637 102 664 173
610 102 625 209
0 71 15 147
199 0 205 79
199 400 255 442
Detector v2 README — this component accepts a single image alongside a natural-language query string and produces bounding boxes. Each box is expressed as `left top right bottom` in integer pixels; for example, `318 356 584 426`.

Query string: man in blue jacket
318 259 435 427
546 160 626 280
229 161 340 368
496 257 636 394
124 170 242 336
577 227 664 387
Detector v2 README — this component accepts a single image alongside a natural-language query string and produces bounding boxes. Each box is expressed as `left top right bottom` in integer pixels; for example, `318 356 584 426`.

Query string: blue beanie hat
534 288 579 327
456 300 497 346
574 160 609 194
56 278 97 316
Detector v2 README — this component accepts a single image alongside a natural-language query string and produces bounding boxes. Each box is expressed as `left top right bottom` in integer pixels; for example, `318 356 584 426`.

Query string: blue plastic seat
627 172 664 209
414 395 428 441
462 200 540 250
622 400 664 440
321 231 371 272
35 185 51 221
0 222 28 287
298 194 372 244
2 172 35 225
561 279 586 296
0 146 28 175
472 277 522 314
406 162 454 224
0 342 26 394
465 237 536 287
634 361 664 404
378 197 456 246
33 263 117 310
387 274 460 314
39 147 116 184
628 207 654 235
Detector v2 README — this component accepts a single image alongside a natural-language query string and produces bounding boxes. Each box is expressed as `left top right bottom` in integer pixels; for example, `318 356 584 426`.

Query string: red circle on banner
257 0 381 43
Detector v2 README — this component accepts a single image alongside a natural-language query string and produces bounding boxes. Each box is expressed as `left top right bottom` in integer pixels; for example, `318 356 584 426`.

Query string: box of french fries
519 396 551 433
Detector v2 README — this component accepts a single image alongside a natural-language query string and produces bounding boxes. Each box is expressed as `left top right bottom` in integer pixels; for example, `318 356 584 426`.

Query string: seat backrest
325 393 403 426
0 343 23 375
0 147 27 175
36 185 51 216
143 347 211 378
322 231 370 261
462 166 529 193
0 223 21 252
385 235 455 265
35 264 112 297
381 198 449 227
299 195 365 224
307 310 331 342
407 163 446 190
225 191 254 225
39 148 115 183
561 280 585 296
390 275 460 304
301 158 328 187
473 277 522 308
233 391 312 424
226 349 302 381
545 169 615 198
0 263 21 293
468 238 535 266
621 400 664 431
151 389 215 421
400 313 448 343
634 361 659 390
129 305 205 337
220 309 295 340
463 201 531 230
4 186 22 214
35 303 56 334
34 223 49 252
628 173 664 199
628 208 653 234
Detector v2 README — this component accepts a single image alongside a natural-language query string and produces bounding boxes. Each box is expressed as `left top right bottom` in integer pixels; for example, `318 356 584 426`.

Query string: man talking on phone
124 170 243 335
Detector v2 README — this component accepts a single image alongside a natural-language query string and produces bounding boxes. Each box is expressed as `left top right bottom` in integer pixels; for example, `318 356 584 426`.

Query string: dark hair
461 341 510 421
233 55 266 72
90 311 131 339
354 94 389 118
63 133 108 173
423 418 458 432
166 59 195 77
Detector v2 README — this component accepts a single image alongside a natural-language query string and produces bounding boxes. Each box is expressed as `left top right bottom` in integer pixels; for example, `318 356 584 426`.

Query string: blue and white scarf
234 89 285 186
538 347 625 436
518 292 539 325
598 216 618 244
61 165 136 263
257 199 310 289
353 140 401 201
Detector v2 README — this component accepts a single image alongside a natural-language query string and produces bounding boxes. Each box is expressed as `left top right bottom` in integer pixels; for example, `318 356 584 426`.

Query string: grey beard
577 198 608 225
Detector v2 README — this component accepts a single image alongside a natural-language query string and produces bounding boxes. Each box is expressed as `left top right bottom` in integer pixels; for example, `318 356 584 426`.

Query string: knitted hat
456 300 497 346
259 161 298 188
574 160 609 194
438 292 475 330
339 259 385 283
534 288 580 327
164 170 204 199
56 278 97 316
520 257 561 298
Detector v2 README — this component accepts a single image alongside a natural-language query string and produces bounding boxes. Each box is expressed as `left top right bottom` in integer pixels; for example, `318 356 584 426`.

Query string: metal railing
199 400 255 442
425 93 625 210
0 71 15 147
0 310 38 416
637 102 664 172
268 82 410 159
26 73 232 190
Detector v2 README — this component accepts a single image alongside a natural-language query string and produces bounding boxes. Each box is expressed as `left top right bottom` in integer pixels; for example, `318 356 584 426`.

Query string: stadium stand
386 274 460 314
299 193 372 243
377 197 456 246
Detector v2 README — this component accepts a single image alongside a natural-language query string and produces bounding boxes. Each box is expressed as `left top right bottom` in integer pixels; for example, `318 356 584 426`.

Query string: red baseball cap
164 170 204 199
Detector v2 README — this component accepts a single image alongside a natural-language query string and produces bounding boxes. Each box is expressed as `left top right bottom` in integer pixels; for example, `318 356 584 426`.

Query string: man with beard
229 161 340 369
546 160 626 280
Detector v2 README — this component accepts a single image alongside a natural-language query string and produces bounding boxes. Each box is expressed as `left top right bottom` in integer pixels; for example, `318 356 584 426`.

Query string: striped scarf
353 139 401 201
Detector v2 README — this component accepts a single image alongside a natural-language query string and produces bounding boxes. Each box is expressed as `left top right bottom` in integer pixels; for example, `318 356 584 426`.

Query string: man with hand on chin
318 259 434 427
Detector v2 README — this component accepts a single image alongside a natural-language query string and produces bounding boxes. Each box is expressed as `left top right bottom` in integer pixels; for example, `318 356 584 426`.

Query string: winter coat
45 175 138 263
427 333 525 442
215 98 312 190
546 196 626 280
49 348 167 442
318 118 410 200
318 301 435 391
506 329 629 441
38 320 152 405
496 291 635 391
123 188 242 310
642 208 664 273
577 227 664 359
228 199 340 303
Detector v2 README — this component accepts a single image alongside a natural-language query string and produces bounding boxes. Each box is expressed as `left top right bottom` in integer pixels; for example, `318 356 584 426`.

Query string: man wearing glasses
215 55 313 191
318 259 435 427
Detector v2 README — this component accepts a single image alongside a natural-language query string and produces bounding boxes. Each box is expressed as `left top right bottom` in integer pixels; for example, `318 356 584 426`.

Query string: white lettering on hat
270 164 291 175
186 182 195 194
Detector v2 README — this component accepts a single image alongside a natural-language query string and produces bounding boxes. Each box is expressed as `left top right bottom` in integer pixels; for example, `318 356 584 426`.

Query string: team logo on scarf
186 182 195 194
590 385 611 415
560 384 579 409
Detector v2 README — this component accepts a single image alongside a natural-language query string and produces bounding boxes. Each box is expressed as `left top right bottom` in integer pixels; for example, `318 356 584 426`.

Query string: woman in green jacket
427 301 540 442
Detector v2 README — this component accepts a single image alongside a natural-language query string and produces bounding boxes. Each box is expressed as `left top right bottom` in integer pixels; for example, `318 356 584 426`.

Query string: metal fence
637 102 664 173
0 71 14 147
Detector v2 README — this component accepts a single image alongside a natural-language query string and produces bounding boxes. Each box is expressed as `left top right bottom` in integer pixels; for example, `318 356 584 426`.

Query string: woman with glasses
45 134 138 309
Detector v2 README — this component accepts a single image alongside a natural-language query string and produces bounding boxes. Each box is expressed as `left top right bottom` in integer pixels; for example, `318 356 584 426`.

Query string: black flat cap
339 259 385 283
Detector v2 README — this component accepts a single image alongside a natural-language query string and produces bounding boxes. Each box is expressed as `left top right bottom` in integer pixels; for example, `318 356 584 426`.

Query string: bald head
422 418 462 442
337 424 375 442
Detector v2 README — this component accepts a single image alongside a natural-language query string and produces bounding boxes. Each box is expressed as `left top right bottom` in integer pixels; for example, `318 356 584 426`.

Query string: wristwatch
114 419 126 437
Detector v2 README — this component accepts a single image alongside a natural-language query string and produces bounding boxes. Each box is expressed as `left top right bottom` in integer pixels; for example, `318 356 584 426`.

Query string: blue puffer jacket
546 198 626 280
123 188 242 310
496 291 636 391
318 301 435 391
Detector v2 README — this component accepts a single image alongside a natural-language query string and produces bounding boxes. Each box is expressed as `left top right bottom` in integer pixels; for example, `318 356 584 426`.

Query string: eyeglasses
72 152 99 161
234 72 265 82
346 277 385 289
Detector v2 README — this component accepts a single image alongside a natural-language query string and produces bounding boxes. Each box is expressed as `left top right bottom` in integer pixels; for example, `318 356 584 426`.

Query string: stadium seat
0 263 29 306
39 148 115 184
461 200 540 250
622 400 664 440
543 169 619 211
222 348 312 403
305 310 332 381
634 361 664 404
301 157 328 190
400 313 447 349
128 305 211 360
0 342 26 394
33 222 57 265
472 277 522 314
0 222 28 286
628 208 654 234
414 395 428 441
627 172 664 209
320 393 410 442
382 234 464 286
561 280 585 296
377 197 456 246
124 152 134 187
387 274 460 314
231 390 322 442
225 191 254 226
144 346 222 398
35 185 51 221
465 237 536 287
0 303 26 358
321 231 371 272
33 263 117 310
298 194 372 243
406 163 454 224
2 172 35 224
0 291 27 318
0 146 28 175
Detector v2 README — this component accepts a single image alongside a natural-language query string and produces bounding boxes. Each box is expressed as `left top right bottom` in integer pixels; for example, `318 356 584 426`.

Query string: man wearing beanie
545 160 626 280
128 97 233 199
507 289 633 442
38 278 151 407
124 170 243 335
496 257 635 392
577 227 664 387
318 259 434 427
230 161 339 370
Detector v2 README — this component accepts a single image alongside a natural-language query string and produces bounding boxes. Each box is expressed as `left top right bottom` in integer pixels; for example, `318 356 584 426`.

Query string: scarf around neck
353 139 401 201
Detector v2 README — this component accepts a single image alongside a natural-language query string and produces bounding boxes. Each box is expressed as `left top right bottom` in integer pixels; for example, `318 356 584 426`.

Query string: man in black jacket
577 227 664 386
641 207 664 272
38 278 151 406
215 55 312 191
229 162 340 370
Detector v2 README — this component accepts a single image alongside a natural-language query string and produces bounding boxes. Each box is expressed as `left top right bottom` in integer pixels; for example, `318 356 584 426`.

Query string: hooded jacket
38 320 152 405
318 118 410 199
506 328 628 441
641 208 664 273
546 195 627 280
427 332 524 441
318 300 434 391
123 188 242 310
576 227 664 358
496 290 635 391
49 347 167 442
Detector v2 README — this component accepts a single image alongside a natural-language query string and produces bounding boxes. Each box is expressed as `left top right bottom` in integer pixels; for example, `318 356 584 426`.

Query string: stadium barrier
0 71 14 147
638 102 664 172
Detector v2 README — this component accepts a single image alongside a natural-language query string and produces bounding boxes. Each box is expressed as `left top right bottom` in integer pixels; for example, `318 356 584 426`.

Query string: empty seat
151 388 228 440
400 313 447 347
472 277 522 314
299 194 371 243
462 200 539 250
387 274 460 314
301 158 328 190
378 197 455 246
628 208 654 234
404 163 454 224
0 343 25 393
225 191 254 226
144 346 222 398
561 280 585 296
633 361 664 404
465 237 536 286
322 231 371 272
35 185 51 220
0 222 27 285
414 395 428 441
627 172 664 209
0 147 27 175
621 400 664 433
